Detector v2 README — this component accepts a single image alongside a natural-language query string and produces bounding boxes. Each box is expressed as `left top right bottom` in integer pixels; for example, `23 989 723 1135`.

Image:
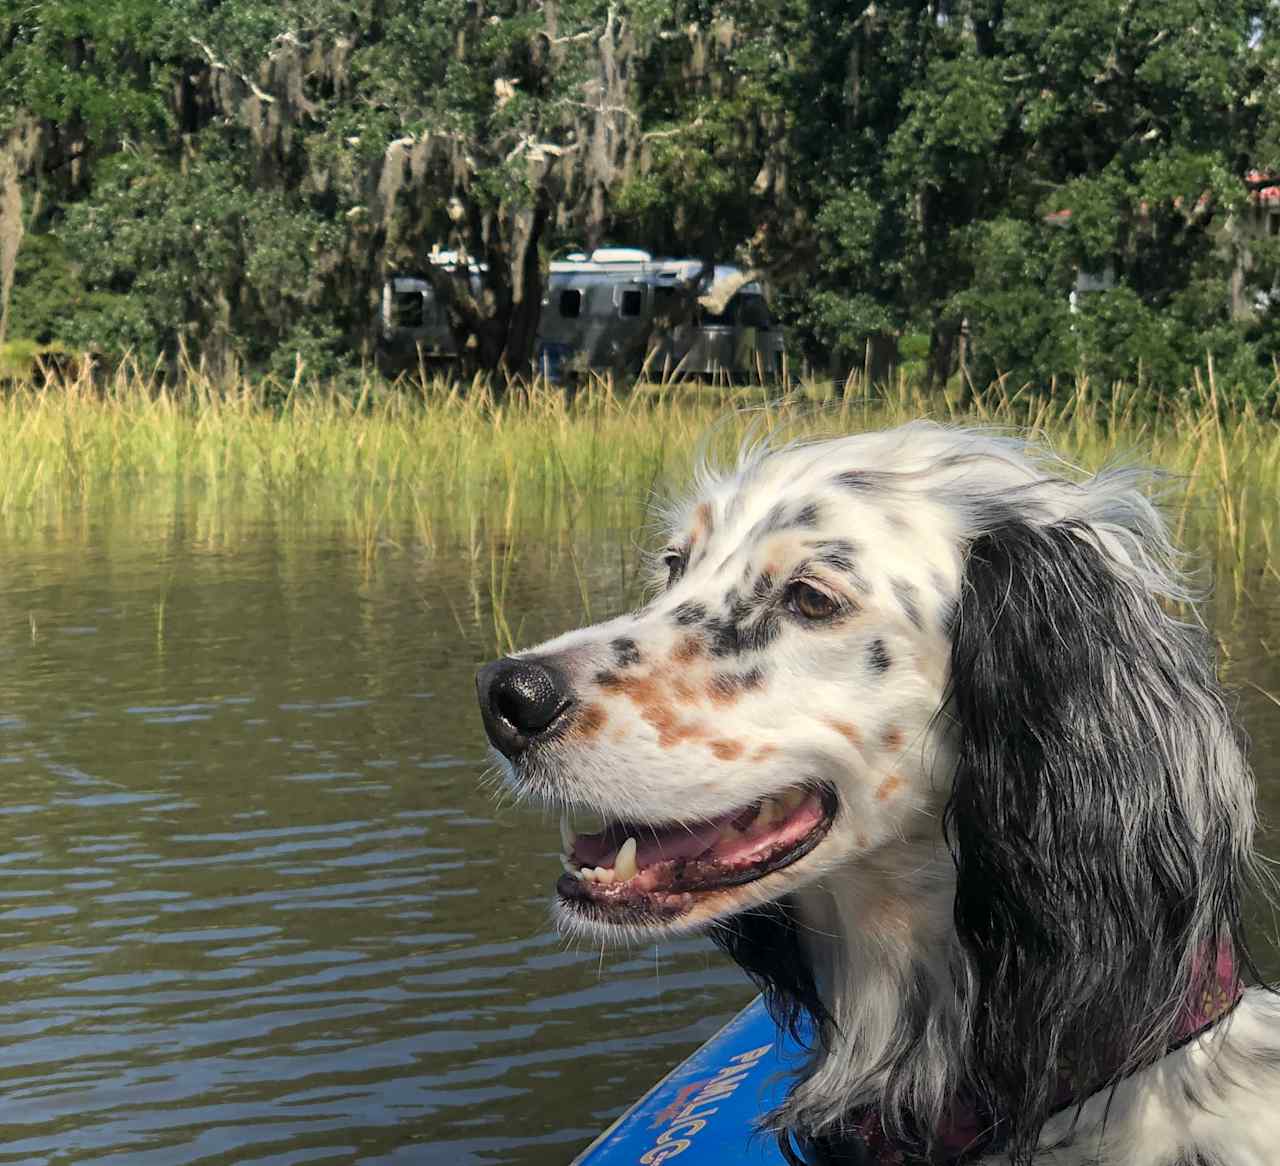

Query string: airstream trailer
378 248 784 379
378 250 482 371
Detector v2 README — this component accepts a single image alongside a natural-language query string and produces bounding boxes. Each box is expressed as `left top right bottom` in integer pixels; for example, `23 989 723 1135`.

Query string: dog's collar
814 945 1242 1165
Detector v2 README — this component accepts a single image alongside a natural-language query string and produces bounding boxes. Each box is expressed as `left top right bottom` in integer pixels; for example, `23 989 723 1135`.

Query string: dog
475 421 1280 1164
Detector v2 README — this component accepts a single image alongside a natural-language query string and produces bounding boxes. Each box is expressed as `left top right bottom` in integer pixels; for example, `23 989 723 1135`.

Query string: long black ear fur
945 519 1257 1163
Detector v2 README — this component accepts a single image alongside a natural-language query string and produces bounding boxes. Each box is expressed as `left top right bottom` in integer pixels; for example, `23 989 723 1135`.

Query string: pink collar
843 946 1241 1165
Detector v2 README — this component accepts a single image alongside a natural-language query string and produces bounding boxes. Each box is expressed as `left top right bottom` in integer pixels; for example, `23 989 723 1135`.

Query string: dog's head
476 421 1258 1158
478 424 985 939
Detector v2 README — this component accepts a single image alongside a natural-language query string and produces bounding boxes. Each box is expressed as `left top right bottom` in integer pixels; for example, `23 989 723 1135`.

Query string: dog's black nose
476 657 572 758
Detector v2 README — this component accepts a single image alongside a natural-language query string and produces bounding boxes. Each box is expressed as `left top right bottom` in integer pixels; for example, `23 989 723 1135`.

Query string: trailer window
736 293 773 329
559 289 583 318
619 288 643 317
393 291 425 329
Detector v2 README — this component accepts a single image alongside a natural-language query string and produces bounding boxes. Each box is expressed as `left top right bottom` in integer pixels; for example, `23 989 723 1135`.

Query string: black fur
832 470 890 493
753 570 778 600
611 637 641 667
706 615 742 656
755 501 825 534
867 639 891 673
706 588 784 656
711 898 831 1045
944 519 1258 1164
672 600 706 626
793 502 823 528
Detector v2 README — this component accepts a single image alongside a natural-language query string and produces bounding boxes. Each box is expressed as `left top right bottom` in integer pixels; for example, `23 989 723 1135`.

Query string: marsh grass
0 358 1276 651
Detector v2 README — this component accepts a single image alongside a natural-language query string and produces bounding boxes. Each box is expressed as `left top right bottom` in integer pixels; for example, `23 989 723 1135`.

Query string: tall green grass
0 360 1276 623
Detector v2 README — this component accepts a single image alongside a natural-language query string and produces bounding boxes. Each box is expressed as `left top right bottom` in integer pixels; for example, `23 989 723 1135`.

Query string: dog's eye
663 551 687 588
786 580 840 621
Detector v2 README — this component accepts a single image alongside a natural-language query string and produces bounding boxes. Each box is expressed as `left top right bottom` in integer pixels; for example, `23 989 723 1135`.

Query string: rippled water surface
0 505 1276 1164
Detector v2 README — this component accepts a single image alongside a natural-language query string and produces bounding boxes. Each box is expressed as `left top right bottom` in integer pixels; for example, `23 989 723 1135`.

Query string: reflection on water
0 515 752 1165
0 506 1275 1164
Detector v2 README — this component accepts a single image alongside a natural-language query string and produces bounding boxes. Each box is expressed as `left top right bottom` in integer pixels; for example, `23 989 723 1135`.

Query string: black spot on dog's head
868 639 892 673
724 587 754 630
611 637 642 668
792 501 822 529
706 616 741 657
833 469 888 494
671 600 707 626
710 667 767 702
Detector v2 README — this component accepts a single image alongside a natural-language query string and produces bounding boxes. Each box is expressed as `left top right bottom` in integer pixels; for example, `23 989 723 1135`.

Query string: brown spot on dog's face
658 714 713 748
601 668 710 749
881 725 904 751
751 744 776 762
710 739 744 761
672 675 698 703
825 718 863 748
875 773 904 801
575 704 607 738
672 634 705 664
693 502 714 540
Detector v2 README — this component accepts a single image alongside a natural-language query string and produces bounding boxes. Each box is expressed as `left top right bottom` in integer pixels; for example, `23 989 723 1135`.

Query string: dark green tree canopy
3 0 1280 393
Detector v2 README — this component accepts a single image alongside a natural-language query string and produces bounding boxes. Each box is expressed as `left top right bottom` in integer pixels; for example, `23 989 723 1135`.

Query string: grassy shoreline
0 364 1275 591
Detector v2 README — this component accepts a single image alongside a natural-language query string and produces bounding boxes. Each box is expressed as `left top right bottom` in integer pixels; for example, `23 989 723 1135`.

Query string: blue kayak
572 997 808 1165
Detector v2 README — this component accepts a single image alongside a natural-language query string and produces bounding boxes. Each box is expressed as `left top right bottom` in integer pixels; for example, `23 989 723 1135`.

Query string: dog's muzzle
476 657 573 758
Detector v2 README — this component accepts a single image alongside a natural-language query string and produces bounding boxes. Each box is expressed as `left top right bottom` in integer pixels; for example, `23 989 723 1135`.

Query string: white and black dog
476 422 1280 1164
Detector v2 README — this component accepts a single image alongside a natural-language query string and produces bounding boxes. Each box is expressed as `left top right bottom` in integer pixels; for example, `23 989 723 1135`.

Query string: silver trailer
378 262 474 371
379 248 784 379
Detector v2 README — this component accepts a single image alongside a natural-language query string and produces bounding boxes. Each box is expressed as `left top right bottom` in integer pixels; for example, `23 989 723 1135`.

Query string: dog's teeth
596 866 616 885
615 837 638 881
580 867 596 883
560 813 576 853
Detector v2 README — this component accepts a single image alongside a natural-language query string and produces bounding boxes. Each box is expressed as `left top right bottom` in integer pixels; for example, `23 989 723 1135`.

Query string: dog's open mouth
556 785 836 923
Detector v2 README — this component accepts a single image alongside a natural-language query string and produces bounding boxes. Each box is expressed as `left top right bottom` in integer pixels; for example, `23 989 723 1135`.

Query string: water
0 509 1276 1164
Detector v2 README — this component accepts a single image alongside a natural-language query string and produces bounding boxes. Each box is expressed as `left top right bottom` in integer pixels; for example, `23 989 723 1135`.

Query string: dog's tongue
570 811 742 870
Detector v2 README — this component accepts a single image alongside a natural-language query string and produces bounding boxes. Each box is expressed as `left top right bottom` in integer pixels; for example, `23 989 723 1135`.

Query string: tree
784 0 1280 390
0 0 181 344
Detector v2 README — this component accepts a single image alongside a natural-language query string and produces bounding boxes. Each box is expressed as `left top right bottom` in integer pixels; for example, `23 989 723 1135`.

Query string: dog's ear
945 517 1254 1161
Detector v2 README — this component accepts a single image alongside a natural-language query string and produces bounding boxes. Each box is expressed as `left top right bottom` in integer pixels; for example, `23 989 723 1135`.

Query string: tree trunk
927 317 959 389
500 199 551 373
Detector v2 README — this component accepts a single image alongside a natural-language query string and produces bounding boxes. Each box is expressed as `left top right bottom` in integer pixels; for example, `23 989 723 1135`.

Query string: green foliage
0 0 180 138
4 0 1280 394
56 139 342 368
950 218 1078 388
